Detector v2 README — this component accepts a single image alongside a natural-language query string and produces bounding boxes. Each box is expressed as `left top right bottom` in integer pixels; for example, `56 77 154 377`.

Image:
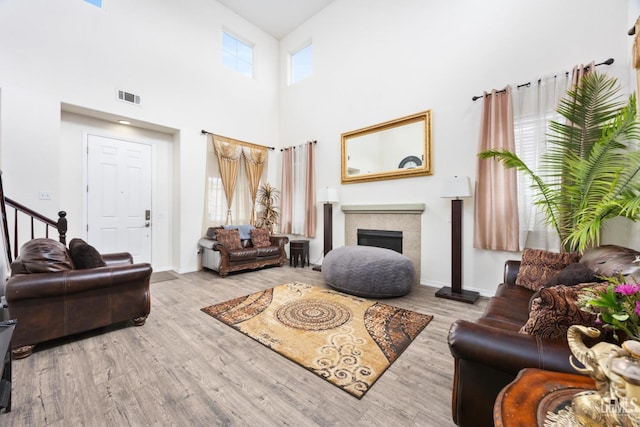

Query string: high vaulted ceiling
215 0 334 39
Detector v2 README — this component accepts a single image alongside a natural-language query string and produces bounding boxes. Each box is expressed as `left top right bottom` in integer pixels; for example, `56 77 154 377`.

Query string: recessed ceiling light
118 120 131 125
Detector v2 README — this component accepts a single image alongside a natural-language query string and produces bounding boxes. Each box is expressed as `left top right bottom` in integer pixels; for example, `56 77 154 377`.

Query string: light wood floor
4 265 488 427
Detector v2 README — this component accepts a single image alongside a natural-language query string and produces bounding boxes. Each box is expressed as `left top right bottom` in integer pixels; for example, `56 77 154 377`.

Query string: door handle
145 221 151 228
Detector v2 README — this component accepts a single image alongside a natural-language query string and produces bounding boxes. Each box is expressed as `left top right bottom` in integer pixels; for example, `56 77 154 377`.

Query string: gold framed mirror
341 110 432 184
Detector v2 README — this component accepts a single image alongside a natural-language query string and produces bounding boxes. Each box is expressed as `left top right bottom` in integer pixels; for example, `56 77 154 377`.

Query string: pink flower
615 283 640 296
636 300 640 317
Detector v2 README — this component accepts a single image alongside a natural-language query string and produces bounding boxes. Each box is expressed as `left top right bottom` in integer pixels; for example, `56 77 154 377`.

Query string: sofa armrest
504 260 521 286
448 319 575 375
212 242 230 254
270 235 289 249
198 238 217 250
197 237 229 254
5 263 152 302
102 252 134 266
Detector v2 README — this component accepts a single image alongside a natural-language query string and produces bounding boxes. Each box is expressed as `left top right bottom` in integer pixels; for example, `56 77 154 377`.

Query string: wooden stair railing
0 171 67 263
4 197 67 262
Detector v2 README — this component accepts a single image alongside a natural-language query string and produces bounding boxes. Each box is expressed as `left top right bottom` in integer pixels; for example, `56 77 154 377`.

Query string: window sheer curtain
512 75 570 251
202 135 253 235
280 141 316 237
511 64 593 251
474 86 520 251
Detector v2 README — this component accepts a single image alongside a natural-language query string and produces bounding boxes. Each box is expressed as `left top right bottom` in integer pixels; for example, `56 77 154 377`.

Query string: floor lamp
435 176 479 304
312 187 339 272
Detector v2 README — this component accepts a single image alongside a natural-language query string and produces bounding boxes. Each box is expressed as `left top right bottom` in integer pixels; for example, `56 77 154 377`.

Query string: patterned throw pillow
250 228 271 248
215 229 242 251
515 248 580 291
519 282 607 342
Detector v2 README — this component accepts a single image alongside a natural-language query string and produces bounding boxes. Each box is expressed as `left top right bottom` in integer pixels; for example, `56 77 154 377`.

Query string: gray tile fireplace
342 204 425 283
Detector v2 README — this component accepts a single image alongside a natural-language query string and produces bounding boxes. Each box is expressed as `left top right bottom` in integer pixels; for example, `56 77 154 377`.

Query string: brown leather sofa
4 238 152 358
447 260 575 427
447 245 640 427
198 226 288 277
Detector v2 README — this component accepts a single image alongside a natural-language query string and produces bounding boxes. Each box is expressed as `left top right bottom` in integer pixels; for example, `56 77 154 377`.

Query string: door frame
82 130 154 262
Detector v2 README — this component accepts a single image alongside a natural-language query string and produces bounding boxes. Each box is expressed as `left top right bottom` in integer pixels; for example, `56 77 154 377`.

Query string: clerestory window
222 31 254 78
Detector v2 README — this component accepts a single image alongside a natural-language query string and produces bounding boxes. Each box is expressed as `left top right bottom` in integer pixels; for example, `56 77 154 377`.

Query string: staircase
0 172 67 263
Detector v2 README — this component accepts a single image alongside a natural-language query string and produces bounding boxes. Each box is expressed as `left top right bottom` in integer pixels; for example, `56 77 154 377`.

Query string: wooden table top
494 368 596 427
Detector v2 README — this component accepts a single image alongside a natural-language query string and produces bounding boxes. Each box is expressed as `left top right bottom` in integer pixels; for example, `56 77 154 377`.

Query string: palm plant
255 183 280 235
478 72 640 253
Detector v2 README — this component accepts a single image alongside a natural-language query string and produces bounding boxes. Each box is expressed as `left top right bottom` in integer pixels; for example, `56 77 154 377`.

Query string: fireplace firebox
357 229 402 254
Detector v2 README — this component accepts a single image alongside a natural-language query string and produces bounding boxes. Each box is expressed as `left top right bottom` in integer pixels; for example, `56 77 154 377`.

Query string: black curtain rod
200 129 275 151
280 140 317 152
471 58 614 101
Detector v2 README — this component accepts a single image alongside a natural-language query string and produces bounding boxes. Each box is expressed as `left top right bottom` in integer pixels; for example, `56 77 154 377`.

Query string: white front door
87 134 152 264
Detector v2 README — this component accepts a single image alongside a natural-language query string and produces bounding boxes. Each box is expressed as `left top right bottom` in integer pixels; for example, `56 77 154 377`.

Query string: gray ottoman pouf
322 246 415 298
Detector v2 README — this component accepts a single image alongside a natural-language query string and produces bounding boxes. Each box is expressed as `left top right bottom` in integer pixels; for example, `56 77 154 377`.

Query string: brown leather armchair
4 238 152 358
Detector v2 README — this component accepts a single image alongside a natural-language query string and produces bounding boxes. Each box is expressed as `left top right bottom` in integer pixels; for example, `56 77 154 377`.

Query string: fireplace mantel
341 203 425 214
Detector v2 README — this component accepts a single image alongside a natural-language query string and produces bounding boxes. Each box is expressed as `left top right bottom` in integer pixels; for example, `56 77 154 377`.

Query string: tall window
204 143 252 227
290 43 312 84
512 75 570 250
222 31 254 78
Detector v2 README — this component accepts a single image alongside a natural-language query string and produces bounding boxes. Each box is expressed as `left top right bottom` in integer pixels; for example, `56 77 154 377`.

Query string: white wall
0 0 637 292
0 0 279 273
280 0 637 295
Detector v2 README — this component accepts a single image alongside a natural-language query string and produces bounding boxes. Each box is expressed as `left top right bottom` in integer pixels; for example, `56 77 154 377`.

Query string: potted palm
255 183 280 235
479 72 640 253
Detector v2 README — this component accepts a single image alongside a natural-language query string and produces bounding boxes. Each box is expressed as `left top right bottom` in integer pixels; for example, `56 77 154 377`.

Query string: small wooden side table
494 368 596 427
289 240 310 268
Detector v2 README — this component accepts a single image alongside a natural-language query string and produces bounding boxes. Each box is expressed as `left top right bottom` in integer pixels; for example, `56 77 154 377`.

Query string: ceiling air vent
117 90 141 105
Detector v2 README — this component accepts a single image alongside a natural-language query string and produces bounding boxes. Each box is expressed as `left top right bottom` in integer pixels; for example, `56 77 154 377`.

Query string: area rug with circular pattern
201 282 433 398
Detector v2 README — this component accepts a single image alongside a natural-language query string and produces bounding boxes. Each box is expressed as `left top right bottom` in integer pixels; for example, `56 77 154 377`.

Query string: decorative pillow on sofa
515 248 580 291
250 228 271 248
579 245 640 279
223 224 254 241
215 229 243 251
546 262 602 287
10 238 74 274
68 238 107 269
519 282 607 342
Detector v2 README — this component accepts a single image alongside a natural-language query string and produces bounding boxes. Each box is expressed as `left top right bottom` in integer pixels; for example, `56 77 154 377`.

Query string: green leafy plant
478 72 640 253
579 273 640 341
255 183 280 235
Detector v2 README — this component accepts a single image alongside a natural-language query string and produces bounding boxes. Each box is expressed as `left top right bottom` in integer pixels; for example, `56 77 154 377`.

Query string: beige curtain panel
212 135 243 225
474 86 520 251
304 142 316 237
571 61 595 88
242 146 267 226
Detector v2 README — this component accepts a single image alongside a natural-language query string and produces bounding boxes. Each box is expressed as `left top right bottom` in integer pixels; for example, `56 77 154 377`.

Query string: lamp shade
318 187 339 204
441 176 472 199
